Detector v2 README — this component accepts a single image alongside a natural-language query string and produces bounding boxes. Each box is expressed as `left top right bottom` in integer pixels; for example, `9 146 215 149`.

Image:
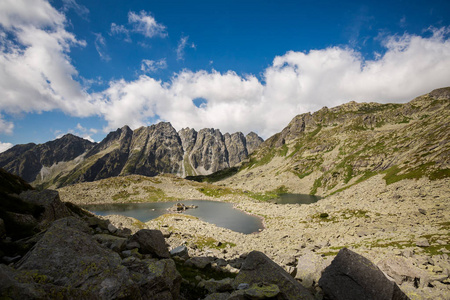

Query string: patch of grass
340 209 369 219
142 186 175 202
279 144 289 156
186 167 239 183
429 169 450 180
246 185 289 202
383 163 435 185
197 186 236 198
194 236 236 250
112 190 138 201
310 176 323 195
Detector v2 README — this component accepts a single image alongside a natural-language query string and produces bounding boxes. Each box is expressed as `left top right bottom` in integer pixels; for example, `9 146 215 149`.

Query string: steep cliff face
0 124 263 188
179 128 264 176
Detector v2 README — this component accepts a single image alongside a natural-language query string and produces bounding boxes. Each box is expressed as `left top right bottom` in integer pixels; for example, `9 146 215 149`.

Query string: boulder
185 256 215 269
128 229 170 258
377 256 428 287
295 251 330 288
16 217 134 299
318 248 410 300
233 251 314 300
19 189 71 229
170 245 189 259
125 258 182 299
198 278 234 293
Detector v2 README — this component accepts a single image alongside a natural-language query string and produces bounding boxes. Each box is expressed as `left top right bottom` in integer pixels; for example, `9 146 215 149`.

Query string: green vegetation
186 167 239 183
194 235 236 250
197 186 236 198
246 185 289 202
383 163 436 185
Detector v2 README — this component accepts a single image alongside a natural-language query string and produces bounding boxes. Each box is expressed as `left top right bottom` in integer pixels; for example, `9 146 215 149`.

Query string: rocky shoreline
69 174 450 299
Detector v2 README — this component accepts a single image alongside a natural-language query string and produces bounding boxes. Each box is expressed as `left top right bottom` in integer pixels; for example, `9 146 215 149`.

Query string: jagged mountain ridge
0 134 95 183
0 123 263 188
221 87 450 195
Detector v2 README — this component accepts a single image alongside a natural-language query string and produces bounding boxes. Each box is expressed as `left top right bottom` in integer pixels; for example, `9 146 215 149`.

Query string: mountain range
1 87 448 193
0 123 263 189
220 87 450 195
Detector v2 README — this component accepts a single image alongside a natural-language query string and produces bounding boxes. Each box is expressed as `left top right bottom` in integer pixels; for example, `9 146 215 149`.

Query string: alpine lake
84 194 321 234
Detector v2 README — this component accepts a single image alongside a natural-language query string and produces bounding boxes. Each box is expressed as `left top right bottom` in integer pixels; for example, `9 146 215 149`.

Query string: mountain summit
0 124 263 188
220 87 450 195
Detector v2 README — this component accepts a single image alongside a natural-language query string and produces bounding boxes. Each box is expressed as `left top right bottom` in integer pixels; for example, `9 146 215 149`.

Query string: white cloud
128 11 167 38
0 0 96 119
95 27 450 138
0 141 13 153
110 23 131 42
61 0 89 20
93 32 110 61
141 59 167 73
0 115 14 134
176 36 195 60
0 0 449 141
55 123 97 142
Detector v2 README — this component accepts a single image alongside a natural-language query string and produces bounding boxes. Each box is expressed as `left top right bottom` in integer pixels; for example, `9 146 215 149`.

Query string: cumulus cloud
0 0 96 119
0 141 13 153
141 59 167 73
176 36 195 60
128 11 167 38
1 0 449 141
96 27 450 137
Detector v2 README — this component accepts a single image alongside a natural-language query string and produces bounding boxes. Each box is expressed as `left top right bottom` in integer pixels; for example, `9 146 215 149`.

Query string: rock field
61 174 450 299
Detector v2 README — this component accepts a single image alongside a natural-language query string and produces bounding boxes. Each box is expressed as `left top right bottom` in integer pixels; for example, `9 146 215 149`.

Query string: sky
0 0 450 152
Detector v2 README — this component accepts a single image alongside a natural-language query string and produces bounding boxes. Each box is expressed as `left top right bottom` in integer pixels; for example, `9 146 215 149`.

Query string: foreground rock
319 248 410 300
233 251 314 300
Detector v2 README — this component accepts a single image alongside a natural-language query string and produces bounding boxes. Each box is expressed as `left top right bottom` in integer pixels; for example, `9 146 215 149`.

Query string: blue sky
0 0 450 151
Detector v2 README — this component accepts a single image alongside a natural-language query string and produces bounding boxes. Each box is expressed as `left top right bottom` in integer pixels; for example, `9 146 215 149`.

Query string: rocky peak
245 132 264 154
178 127 197 153
429 86 450 99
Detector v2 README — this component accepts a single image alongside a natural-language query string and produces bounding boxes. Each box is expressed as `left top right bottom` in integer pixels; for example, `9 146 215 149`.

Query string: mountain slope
220 87 450 195
0 123 263 188
0 134 95 183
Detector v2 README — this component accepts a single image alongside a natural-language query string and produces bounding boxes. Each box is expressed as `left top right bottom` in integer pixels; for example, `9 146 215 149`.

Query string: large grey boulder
16 217 134 299
128 229 170 258
318 248 410 300
233 250 314 300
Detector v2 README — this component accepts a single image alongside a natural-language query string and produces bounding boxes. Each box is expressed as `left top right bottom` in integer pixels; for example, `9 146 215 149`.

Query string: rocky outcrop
233 251 314 300
319 248 409 300
0 124 263 188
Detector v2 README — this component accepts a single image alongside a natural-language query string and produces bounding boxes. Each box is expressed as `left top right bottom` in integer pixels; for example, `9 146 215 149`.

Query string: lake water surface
84 200 264 234
269 193 321 205
85 194 320 234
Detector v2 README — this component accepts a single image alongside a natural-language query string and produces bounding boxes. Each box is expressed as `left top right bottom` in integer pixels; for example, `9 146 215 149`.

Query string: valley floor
59 175 450 299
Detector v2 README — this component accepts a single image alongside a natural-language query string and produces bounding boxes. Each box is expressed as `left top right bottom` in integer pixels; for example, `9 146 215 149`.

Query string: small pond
268 194 321 205
84 200 263 234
